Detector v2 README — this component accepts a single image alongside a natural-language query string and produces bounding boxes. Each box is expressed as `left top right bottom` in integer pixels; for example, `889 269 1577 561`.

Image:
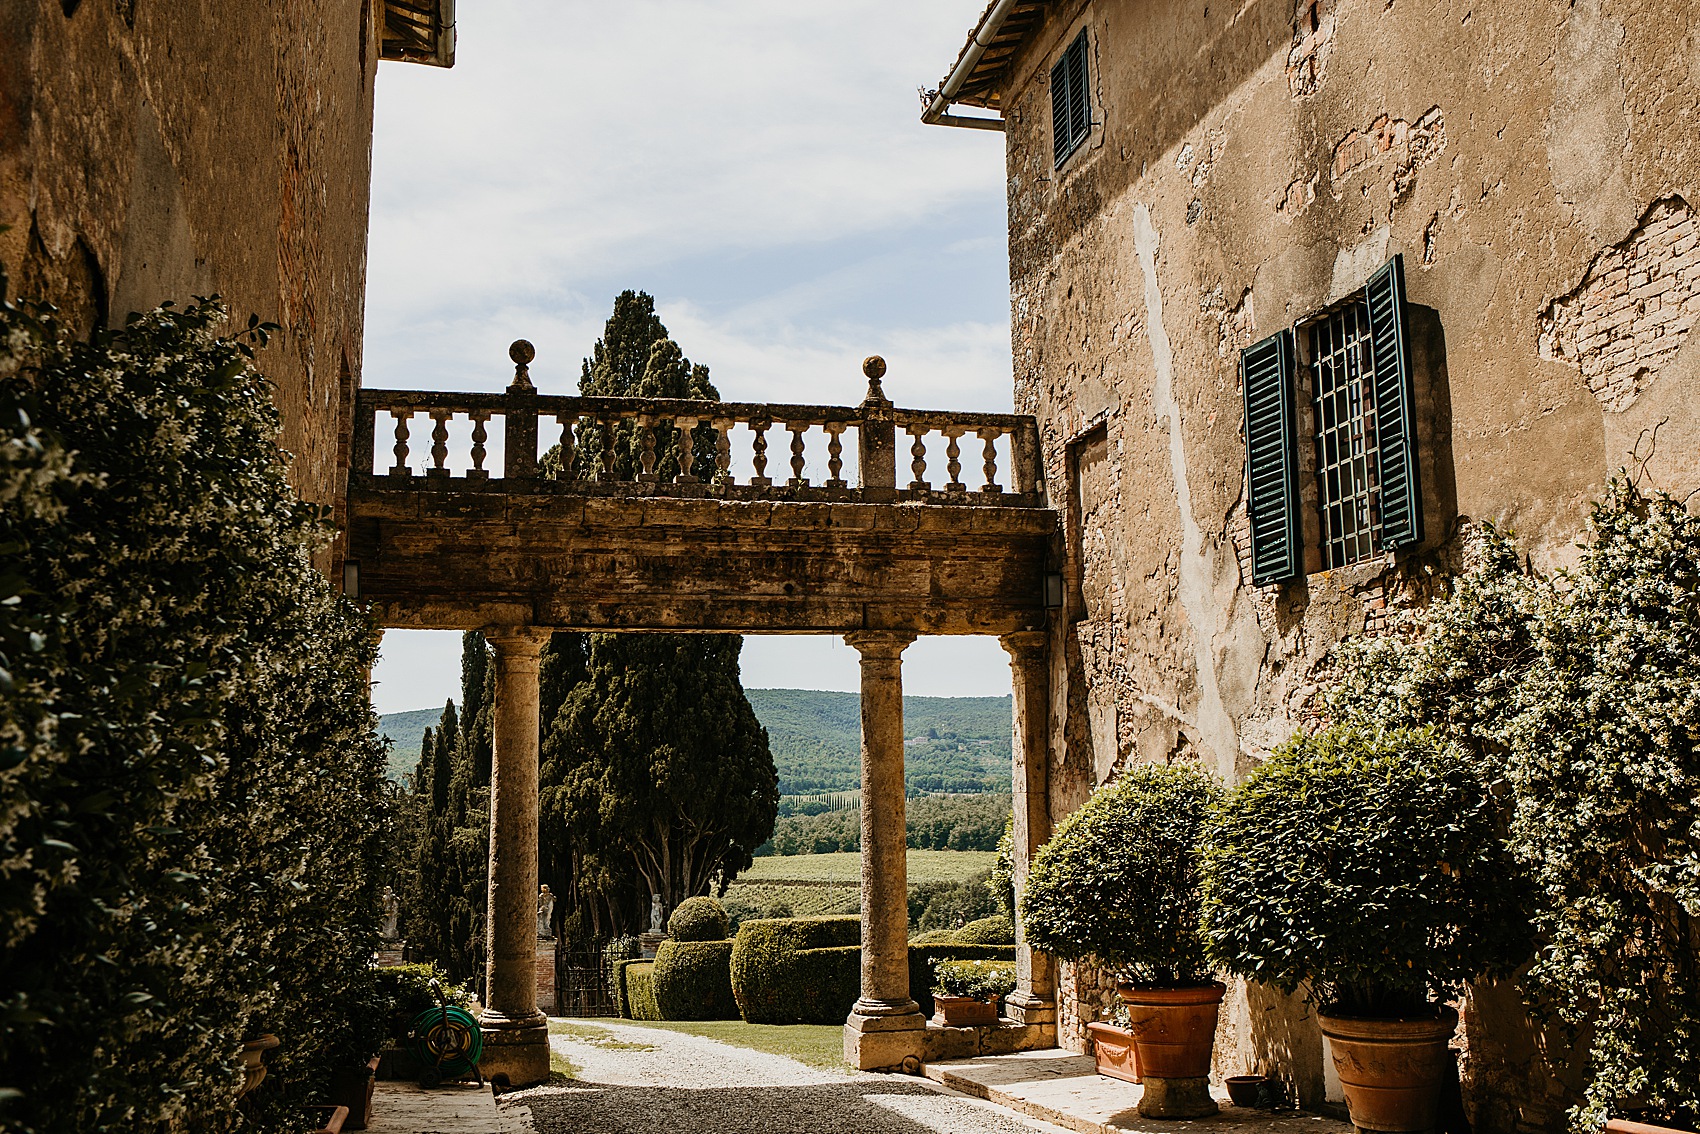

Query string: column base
1002 991 1057 1025
477 1010 550 1088
845 1002 928 1071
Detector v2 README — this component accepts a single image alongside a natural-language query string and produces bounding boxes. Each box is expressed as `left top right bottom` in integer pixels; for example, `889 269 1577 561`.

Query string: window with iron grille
1239 255 1422 585
1309 302 1381 568
1050 30 1091 168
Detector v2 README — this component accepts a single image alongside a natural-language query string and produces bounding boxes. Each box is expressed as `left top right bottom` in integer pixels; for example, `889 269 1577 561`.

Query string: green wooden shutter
1051 31 1090 166
1365 254 1423 549
1241 329 1302 585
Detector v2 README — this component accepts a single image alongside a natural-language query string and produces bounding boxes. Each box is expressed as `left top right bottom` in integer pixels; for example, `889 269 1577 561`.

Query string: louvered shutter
1050 54 1072 166
1051 32 1090 166
1365 255 1423 549
1241 329 1302 585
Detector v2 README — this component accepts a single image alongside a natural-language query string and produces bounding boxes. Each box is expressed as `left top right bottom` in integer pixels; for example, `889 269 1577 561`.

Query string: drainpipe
920 0 1020 131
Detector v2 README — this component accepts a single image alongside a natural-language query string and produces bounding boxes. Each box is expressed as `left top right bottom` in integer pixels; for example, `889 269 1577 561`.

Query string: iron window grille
1050 30 1091 168
1308 302 1381 569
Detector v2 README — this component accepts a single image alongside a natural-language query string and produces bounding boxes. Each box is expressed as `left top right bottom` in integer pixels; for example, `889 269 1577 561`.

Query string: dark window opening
1050 30 1092 168
1308 302 1381 568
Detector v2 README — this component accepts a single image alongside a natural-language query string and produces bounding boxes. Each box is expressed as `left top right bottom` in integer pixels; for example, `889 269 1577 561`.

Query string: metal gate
556 949 618 1017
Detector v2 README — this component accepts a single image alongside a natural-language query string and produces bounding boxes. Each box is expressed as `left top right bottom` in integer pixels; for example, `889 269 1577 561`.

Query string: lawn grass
738 849 996 885
574 1017 848 1070
721 880 860 917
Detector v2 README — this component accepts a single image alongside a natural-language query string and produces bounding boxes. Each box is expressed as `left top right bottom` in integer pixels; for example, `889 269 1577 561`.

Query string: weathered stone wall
996 0 1698 1125
0 0 379 510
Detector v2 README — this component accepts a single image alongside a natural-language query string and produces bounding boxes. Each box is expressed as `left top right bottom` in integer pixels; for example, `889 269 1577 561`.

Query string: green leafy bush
953 914 1015 945
909 929 960 945
908 871 999 933
729 916 861 1024
907 943 1015 1018
1202 725 1531 1017
623 961 661 1021
989 815 1016 919
0 291 390 1133
668 896 730 942
370 963 474 1040
1021 762 1222 987
934 960 1016 1001
653 940 738 1020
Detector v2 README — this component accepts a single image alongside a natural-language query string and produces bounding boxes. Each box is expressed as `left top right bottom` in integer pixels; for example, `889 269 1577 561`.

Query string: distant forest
382 688 1014 795
743 689 1012 794
756 792 1011 856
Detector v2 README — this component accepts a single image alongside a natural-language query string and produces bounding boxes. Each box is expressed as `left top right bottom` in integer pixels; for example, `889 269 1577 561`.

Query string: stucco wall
0 0 379 510
998 0 1699 1125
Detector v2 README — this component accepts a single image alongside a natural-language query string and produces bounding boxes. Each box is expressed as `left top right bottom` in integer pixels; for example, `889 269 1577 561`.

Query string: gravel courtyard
505 1021 1070 1134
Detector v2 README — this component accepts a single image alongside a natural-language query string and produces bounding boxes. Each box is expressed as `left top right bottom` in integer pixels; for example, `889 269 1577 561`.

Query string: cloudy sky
365 1 1019 715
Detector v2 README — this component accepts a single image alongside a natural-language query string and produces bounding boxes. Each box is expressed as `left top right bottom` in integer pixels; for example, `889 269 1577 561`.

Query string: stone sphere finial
508 339 536 393
862 354 889 406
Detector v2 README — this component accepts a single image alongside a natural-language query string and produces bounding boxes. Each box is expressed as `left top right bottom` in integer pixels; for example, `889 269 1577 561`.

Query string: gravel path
503 1021 1071 1134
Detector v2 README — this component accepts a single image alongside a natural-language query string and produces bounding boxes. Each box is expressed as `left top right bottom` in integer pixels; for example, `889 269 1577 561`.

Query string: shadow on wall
1246 981 1329 1109
1410 303 1459 548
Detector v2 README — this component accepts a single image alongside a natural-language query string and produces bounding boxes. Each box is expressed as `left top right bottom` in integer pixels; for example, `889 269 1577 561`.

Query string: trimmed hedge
730 916 861 1024
935 959 1016 1000
653 940 738 1020
953 914 1015 945
668 896 730 942
622 961 661 1021
908 944 1015 1018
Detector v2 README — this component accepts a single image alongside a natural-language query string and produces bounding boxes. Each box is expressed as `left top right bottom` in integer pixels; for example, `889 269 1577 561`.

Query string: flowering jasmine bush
1328 483 1700 1128
0 286 390 1133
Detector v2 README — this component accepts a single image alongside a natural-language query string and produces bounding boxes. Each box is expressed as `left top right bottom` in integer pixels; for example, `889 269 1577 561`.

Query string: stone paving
923 1050 1353 1134
364 1080 534 1134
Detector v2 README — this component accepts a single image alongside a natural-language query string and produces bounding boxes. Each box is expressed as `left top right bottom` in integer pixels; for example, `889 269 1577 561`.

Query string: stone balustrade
349 349 1044 504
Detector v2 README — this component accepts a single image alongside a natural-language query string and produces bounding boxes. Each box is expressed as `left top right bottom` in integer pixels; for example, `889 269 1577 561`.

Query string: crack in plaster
1132 204 1239 778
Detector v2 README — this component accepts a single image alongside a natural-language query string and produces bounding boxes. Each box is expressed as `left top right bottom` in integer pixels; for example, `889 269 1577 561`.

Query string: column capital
1000 630 1048 663
843 630 916 659
484 626 551 657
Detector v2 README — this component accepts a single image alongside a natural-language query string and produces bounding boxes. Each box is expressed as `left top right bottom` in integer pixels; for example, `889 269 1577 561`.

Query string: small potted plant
1203 725 1532 1134
1022 762 1225 1118
931 959 1016 1027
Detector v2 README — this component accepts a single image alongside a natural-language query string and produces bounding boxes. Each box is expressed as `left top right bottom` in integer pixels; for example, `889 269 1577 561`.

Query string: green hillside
377 707 438 783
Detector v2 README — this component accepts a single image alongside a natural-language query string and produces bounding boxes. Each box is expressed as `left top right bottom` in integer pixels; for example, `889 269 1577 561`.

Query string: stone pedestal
377 942 407 968
1002 631 1057 1026
535 937 557 1016
638 932 666 959
842 631 927 1071
477 628 551 1088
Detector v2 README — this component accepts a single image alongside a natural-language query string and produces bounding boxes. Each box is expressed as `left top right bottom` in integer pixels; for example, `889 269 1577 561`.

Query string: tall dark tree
544 634 778 914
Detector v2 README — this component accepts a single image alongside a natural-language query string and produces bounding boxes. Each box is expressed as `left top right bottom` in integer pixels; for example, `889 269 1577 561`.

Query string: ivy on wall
0 285 391 1133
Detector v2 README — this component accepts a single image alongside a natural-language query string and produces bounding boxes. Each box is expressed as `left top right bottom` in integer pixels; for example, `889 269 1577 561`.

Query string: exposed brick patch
1358 578 1391 634
1538 196 1700 412
1331 108 1446 207
1279 172 1318 220
1202 284 1254 360
1287 0 1336 98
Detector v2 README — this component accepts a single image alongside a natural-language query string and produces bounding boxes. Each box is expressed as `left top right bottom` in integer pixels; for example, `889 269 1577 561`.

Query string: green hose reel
407 1001 483 1085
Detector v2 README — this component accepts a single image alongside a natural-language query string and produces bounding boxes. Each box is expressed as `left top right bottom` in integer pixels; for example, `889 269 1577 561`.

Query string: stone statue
537 884 556 938
649 894 665 935
380 886 400 941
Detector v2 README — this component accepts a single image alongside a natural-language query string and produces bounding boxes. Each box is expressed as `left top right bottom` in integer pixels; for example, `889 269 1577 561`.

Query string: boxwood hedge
622 961 661 1021
653 940 738 1020
729 916 861 1024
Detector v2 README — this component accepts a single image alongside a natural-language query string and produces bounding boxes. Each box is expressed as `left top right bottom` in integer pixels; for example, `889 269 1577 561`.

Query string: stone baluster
428 411 451 478
479 627 552 1087
944 428 965 492
907 426 930 491
750 419 772 488
824 423 847 488
389 412 413 477
636 415 658 483
842 631 926 1071
979 427 1002 494
1000 631 1057 1032
713 417 734 485
674 417 699 484
555 414 576 481
598 415 618 482
787 423 809 487
858 356 897 500
468 413 491 480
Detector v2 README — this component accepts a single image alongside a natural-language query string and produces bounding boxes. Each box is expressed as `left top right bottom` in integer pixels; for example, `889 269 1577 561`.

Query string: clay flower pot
1085 1021 1141 1084
931 994 999 1028
1226 1074 1268 1107
1318 1006 1459 1134
238 1033 280 1097
1606 1120 1695 1134
1117 982 1225 1118
329 1054 381 1130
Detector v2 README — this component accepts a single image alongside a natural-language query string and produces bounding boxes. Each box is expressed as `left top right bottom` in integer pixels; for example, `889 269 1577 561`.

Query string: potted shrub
931 959 1015 1027
1202 725 1531 1134
1022 762 1225 1118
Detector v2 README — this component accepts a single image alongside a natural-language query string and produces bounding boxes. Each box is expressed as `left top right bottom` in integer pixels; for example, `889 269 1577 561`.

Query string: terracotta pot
1226 1074 1267 1107
1606 1121 1696 1134
1115 982 1224 1079
932 994 999 1028
238 1034 280 1097
309 1104 349 1134
329 1055 380 1130
1085 1021 1141 1084
1318 1006 1459 1134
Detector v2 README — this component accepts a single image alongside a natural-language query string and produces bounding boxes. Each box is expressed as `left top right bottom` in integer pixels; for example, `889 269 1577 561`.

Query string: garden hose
407 1003 483 1082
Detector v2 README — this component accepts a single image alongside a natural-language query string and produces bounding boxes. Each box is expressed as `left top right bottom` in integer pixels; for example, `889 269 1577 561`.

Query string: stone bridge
346 347 1061 1081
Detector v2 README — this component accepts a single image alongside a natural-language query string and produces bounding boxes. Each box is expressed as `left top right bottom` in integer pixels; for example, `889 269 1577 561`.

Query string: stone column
842 630 926 1070
478 627 551 1087
1002 631 1057 1028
